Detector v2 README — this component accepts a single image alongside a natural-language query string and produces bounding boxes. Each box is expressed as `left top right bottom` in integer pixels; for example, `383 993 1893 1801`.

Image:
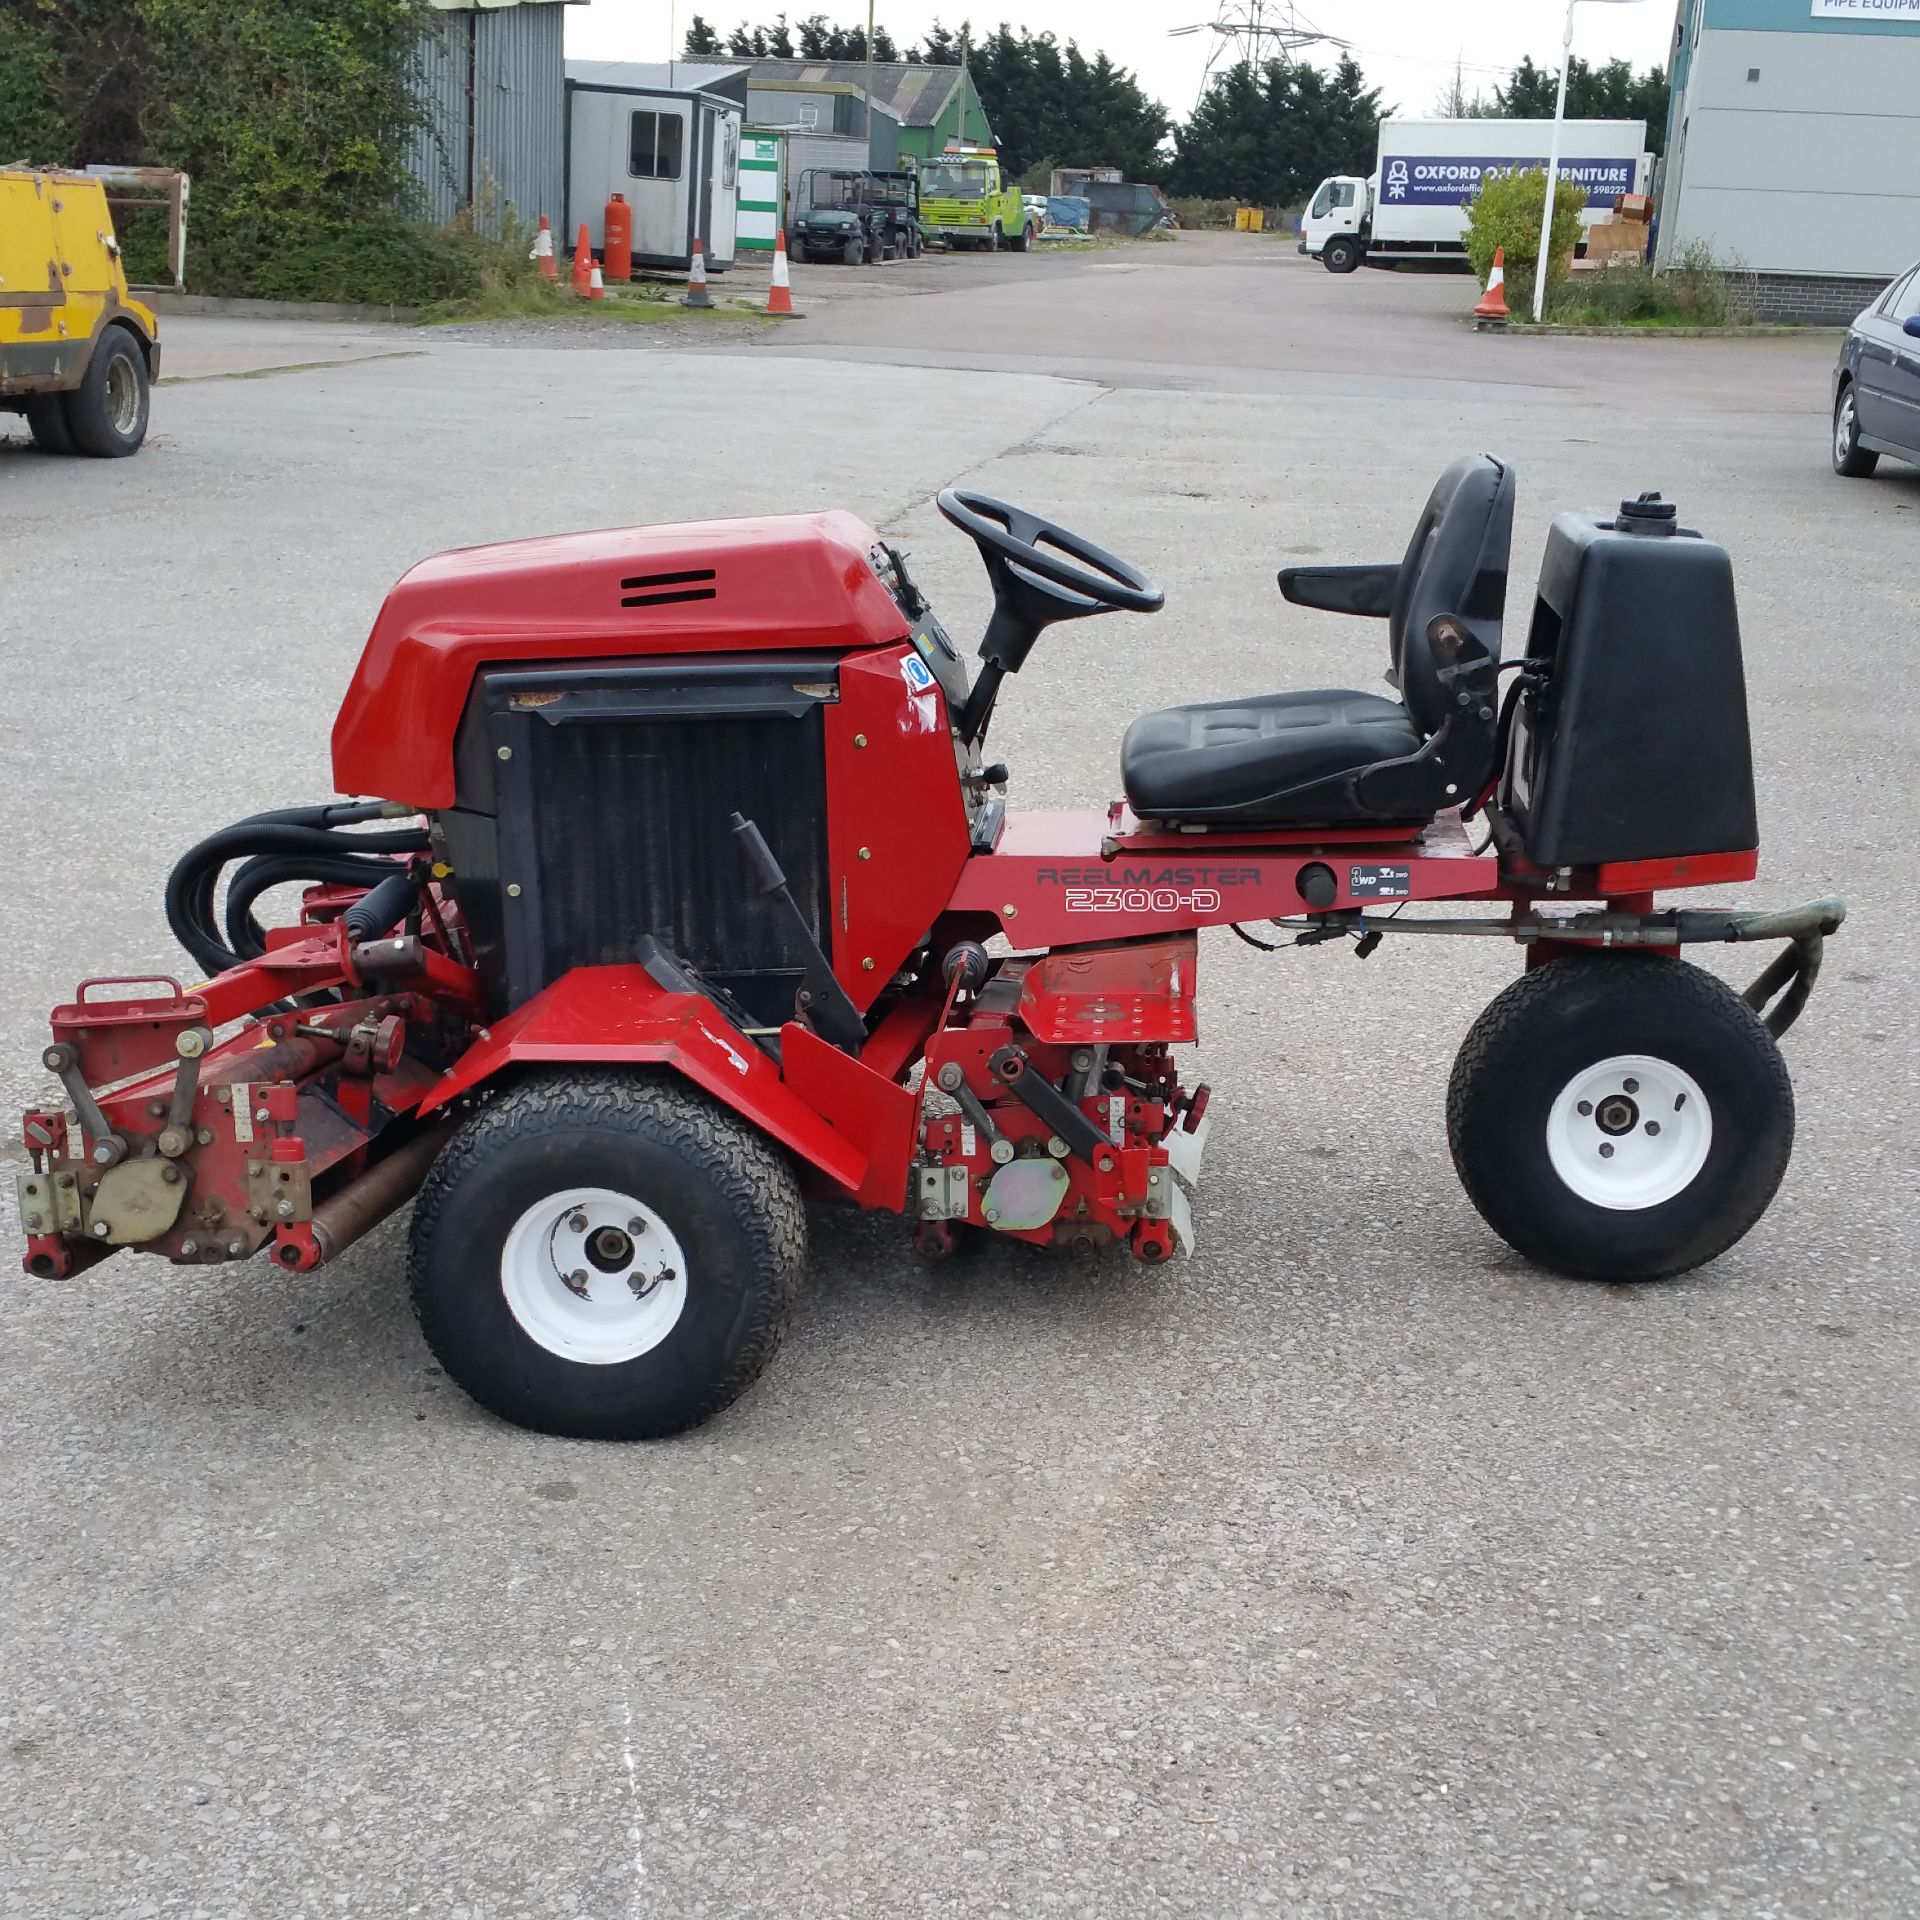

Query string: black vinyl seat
1122 454 1514 828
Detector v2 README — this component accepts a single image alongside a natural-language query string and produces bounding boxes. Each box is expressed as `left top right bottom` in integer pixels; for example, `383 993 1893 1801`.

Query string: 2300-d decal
1038 866 1261 917
1065 886 1222 914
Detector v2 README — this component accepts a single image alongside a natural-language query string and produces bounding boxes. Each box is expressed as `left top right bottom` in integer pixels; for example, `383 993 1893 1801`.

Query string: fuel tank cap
1616 490 1679 534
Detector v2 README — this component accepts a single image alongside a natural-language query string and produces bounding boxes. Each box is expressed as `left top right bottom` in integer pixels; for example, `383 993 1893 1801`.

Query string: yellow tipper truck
1 168 159 457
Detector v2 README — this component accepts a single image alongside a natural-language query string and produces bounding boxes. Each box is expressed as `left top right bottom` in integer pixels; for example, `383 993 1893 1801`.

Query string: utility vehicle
14 458 1841 1439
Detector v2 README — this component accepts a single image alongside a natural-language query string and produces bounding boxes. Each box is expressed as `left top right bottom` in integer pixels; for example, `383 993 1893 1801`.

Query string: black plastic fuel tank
1499 494 1758 869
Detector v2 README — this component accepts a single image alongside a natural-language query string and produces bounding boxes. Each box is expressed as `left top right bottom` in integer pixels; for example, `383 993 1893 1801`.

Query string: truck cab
918 143 1030 252
1300 174 1372 274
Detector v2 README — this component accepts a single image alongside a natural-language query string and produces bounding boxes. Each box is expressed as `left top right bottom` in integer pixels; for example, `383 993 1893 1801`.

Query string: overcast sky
566 1 1681 125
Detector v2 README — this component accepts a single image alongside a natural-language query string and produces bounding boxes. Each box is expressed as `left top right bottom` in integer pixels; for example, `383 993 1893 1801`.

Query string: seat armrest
1276 564 1398 618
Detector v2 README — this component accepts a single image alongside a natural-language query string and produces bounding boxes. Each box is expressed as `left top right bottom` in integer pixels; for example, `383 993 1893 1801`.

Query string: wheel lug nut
1645 1121 1660 1136
627 1218 646 1234
1622 1078 1639 1095
568 1213 587 1232
1576 1100 1593 1117
1598 1143 1615 1159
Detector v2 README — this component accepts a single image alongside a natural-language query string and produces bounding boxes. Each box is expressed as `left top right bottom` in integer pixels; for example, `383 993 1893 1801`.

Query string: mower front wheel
1447 953 1794 1282
408 1070 806 1439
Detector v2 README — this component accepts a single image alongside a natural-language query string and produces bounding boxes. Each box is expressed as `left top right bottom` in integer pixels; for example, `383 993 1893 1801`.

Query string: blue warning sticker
901 651 936 693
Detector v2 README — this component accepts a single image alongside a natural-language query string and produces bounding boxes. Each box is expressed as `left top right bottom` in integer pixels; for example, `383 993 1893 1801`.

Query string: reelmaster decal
1036 868 1264 886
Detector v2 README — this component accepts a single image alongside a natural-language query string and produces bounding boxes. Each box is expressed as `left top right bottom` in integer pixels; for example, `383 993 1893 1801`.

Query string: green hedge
0 0 517 304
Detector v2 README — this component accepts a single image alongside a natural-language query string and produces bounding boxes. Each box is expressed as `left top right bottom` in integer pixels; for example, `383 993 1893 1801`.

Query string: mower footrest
1163 1104 1211 1188
1167 1180 1195 1257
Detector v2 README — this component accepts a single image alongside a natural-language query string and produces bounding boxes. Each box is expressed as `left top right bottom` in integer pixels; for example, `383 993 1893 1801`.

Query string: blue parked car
1833 259 1920 478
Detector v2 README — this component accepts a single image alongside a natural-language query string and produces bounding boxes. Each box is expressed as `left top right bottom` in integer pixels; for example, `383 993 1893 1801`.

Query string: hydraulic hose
165 802 429 980
342 868 424 942
221 853 423 963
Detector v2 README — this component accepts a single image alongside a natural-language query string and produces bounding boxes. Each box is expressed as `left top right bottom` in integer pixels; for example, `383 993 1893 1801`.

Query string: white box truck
1301 118 1651 274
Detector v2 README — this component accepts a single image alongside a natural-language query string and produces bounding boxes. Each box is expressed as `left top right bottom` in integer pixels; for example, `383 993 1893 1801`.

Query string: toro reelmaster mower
16 457 1844 1439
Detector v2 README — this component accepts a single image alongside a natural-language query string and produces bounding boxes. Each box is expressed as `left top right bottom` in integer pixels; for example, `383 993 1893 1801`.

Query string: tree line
0 0 552 304
685 17 1665 202
1436 54 1670 155
683 14 1167 183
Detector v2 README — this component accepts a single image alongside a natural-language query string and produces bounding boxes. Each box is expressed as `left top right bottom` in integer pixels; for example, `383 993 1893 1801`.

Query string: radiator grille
526 711 830 987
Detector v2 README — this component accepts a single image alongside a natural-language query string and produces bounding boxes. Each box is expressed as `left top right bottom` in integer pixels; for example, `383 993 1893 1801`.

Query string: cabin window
629 110 684 182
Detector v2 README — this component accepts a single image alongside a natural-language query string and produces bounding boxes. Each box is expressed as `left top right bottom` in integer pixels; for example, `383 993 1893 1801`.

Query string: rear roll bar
1268 896 1847 1039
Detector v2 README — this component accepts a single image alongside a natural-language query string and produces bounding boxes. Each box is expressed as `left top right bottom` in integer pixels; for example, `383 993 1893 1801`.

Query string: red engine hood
332 509 910 808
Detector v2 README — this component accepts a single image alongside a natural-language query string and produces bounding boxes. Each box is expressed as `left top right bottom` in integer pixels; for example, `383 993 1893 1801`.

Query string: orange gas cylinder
603 193 633 283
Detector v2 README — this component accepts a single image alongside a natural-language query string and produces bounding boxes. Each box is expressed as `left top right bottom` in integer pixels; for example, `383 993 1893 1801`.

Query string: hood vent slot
620 567 717 609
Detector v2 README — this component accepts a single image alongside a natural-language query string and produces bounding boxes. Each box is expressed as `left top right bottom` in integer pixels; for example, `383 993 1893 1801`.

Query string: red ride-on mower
16 457 1845 1438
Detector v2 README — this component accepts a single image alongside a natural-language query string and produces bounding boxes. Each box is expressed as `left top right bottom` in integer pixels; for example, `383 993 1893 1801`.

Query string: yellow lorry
1 168 159 457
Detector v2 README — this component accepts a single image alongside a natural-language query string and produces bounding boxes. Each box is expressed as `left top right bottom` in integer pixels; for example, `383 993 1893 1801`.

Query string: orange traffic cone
684 238 714 310
571 223 593 297
588 263 606 302
1474 246 1510 327
533 214 558 281
766 229 798 318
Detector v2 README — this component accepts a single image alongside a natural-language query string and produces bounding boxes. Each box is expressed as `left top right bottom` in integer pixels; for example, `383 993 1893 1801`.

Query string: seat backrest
1389 454 1514 737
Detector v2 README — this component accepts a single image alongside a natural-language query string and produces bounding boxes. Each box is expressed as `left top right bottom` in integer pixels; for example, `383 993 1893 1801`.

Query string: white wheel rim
107 354 140 434
500 1186 687 1365
1836 392 1855 464
1546 1054 1712 1211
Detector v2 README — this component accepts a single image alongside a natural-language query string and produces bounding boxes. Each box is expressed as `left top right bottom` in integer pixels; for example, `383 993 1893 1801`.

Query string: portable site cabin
565 61 745 272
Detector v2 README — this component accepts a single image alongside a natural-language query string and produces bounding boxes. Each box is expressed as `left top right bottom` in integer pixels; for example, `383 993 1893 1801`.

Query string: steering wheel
936 489 1165 616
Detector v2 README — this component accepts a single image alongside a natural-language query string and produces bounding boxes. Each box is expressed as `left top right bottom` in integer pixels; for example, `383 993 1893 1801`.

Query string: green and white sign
738 131 783 252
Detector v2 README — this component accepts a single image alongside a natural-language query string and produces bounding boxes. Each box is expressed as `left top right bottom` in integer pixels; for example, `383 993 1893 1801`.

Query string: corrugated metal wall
409 2 567 232
782 132 870 220
410 15 469 225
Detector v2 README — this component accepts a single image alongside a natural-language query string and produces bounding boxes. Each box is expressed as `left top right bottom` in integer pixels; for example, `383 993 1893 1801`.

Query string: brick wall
1750 271 1893 326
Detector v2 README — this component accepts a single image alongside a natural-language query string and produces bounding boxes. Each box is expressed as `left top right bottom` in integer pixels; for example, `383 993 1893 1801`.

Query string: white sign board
1812 0 1920 18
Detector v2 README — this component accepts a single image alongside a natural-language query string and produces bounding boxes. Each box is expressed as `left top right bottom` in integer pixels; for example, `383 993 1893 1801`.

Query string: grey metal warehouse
1657 0 1920 321
409 0 578 232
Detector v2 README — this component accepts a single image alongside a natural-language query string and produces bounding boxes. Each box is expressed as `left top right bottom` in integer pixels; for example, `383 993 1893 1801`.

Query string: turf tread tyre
1447 954 1794 1283
409 1070 806 1439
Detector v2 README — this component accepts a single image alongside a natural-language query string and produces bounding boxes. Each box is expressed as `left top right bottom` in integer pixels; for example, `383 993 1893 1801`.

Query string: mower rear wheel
1447 953 1794 1282
408 1070 805 1439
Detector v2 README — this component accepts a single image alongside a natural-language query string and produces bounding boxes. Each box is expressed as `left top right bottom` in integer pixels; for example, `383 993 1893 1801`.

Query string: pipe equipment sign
1811 0 1920 15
